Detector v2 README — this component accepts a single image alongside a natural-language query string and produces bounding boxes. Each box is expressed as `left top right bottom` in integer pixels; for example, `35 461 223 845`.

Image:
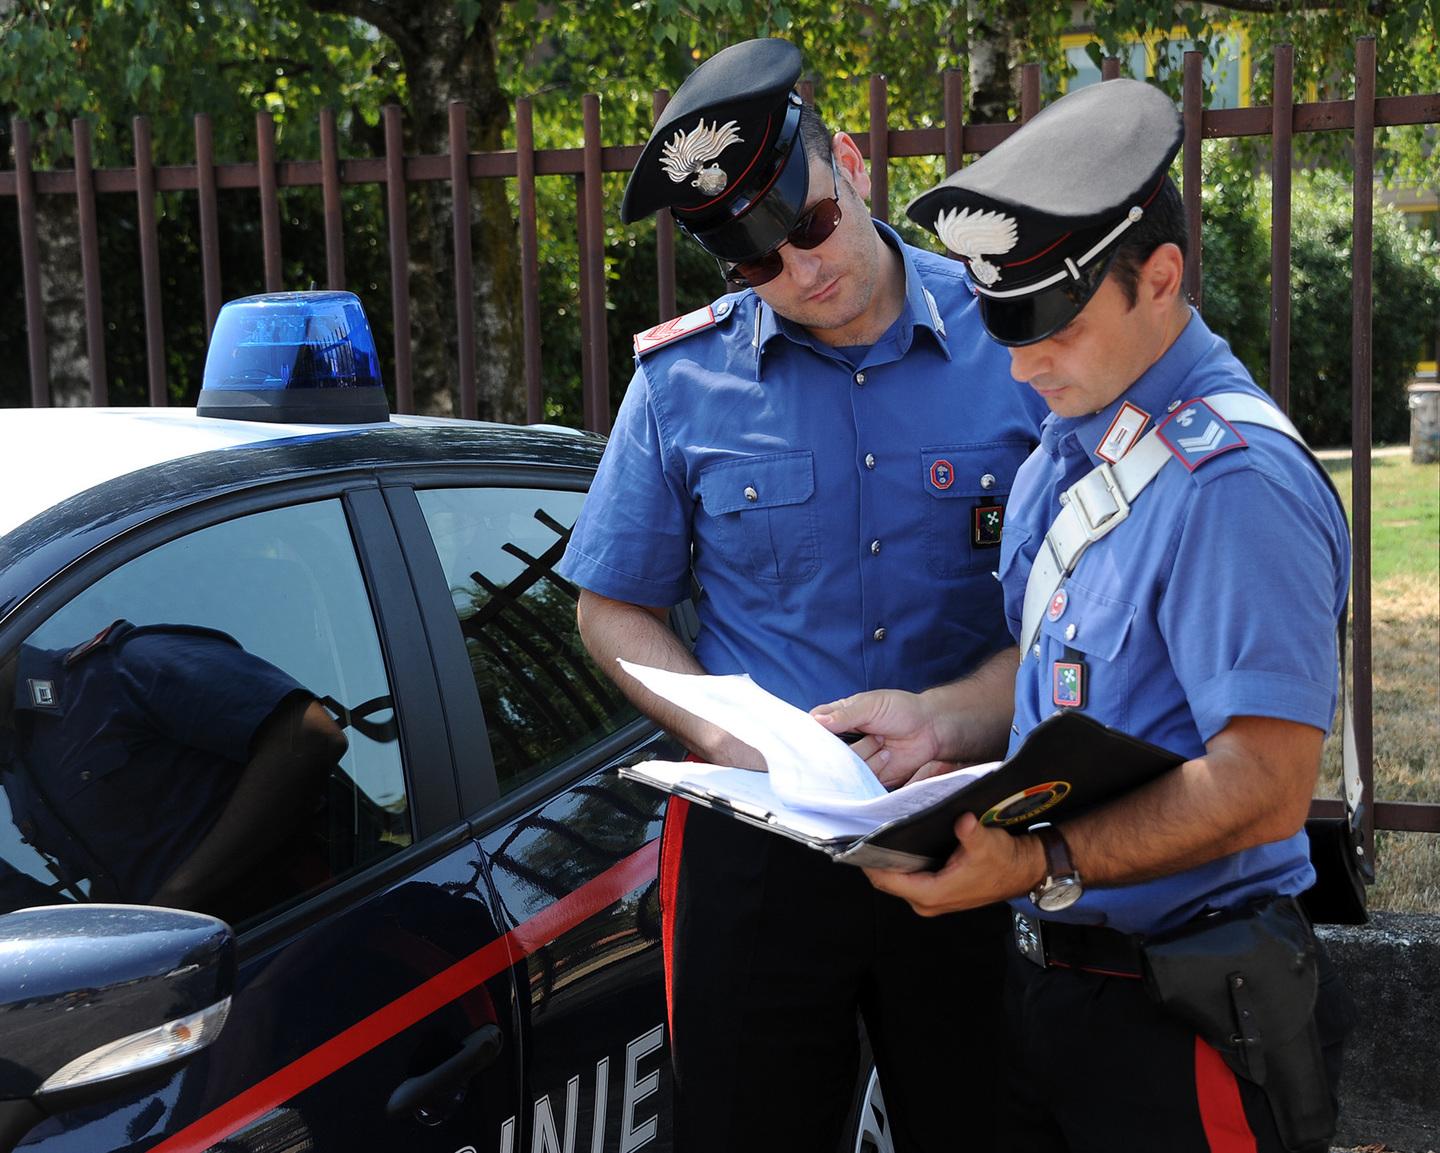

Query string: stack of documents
617 660 1182 871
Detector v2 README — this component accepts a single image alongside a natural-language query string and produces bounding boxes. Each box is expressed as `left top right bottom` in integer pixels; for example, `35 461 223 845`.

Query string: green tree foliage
0 0 405 408
2 0 1436 426
1201 153 1440 446
0 0 400 167
1091 0 1439 182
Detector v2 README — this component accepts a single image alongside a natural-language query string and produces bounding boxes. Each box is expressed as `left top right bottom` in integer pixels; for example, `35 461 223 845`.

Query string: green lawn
1323 453 1440 585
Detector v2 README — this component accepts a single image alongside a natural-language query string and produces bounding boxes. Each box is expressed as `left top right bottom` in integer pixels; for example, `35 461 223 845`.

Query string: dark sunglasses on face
722 159 844 289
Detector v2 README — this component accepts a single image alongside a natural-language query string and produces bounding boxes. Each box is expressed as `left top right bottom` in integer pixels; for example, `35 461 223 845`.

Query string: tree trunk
37 195 92 406
311 0 522 420
966 0 1021 125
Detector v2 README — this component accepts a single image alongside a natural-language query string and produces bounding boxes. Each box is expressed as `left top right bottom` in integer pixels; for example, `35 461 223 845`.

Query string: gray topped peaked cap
621 38 813 263
907 78 1184 345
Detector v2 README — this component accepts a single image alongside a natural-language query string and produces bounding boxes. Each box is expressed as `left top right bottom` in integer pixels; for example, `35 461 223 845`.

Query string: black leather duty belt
1012 910 1145 978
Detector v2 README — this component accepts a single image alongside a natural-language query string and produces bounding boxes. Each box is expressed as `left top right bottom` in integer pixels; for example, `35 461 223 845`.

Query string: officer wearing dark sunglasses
557 38 1047 1153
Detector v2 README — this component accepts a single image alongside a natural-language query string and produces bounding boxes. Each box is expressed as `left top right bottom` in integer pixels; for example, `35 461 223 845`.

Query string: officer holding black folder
814 78 1355 1152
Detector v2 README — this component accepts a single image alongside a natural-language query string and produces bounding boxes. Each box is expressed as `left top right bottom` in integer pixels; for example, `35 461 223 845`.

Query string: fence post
576 176 593 430
13 119 49 406
449 100 477 420
1182 50 1204 311
1020 63 1041 123
1351 34 1377 871
869 74 889 224
943 68 966 175
1269 45 1294 415
194 115 223 342
941 68 968 261
256 112 283 292
320 107 345 291
73 118 108 405
654 89 676 323
133 116 167 406
581 93 609 435
382 104 413 414
516 97 543 423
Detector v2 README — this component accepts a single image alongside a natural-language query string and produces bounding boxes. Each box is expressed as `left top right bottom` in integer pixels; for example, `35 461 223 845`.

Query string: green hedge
601 164 1439 449
1202 167 1440 448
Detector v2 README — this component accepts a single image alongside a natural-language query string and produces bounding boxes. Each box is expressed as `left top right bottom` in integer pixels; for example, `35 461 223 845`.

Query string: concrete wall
1321 911 1440 1152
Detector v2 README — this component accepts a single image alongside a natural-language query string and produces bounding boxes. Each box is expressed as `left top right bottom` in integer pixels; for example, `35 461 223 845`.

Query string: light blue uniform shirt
560 224 1049 708
999 311 1351 935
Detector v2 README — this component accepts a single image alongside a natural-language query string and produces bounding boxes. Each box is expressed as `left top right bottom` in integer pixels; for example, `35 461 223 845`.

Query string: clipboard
619 711 1183 871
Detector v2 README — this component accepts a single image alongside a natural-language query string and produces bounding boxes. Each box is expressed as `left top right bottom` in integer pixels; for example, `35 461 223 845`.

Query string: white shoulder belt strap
1018 392 1306 656
1017 390 1365 839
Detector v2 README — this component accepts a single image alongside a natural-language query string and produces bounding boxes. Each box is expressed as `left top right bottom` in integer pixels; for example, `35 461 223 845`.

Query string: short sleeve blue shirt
559 224 1050 708
10 622 306 901
998 312 1351 935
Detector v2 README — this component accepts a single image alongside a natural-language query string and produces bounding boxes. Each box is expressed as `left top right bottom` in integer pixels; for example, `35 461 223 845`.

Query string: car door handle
386 1024 504 1119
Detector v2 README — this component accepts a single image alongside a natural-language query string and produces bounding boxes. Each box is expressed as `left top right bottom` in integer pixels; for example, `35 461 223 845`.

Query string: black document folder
620 711 1183 871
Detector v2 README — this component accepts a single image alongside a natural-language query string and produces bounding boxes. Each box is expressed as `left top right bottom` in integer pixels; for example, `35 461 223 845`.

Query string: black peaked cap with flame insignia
622 38 813 264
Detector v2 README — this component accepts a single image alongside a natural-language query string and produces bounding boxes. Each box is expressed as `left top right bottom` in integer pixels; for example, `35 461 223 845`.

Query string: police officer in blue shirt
1 620 346 919
557 37 1047 1153
815 79 1354 1152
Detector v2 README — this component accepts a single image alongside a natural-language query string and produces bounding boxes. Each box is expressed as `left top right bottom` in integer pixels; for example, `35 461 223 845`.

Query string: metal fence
3 39 1439 852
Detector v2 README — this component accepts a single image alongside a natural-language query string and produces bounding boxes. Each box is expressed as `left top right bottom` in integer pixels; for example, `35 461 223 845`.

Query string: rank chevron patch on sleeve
1155 397 1248 472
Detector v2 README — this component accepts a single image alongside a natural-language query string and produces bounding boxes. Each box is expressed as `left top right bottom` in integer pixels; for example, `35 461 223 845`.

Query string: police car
0 293 893 1153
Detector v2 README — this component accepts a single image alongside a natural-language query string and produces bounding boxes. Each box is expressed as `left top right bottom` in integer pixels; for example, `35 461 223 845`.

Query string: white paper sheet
619 658 885 805
617 660 1001 835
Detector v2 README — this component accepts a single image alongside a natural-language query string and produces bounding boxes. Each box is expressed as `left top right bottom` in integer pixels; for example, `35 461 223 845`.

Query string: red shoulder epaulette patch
634 305 718 356
63 619 128 666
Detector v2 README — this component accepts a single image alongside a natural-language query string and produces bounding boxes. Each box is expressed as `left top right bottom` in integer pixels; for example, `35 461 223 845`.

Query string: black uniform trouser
999 932 1354 1153
662 800 1008 1153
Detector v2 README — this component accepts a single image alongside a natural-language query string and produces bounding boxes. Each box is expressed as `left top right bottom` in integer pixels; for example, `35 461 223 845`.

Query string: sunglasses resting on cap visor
722 158 843 289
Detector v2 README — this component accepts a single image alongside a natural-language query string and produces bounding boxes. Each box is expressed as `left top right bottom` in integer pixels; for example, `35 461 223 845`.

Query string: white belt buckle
1067 461 1131 543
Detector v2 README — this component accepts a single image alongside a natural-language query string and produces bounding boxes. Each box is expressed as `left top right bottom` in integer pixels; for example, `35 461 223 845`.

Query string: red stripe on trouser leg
660 796 690 1047
1194 1036 1258 1153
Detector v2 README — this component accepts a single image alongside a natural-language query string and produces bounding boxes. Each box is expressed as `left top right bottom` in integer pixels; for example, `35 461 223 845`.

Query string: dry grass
1318 569 1440 913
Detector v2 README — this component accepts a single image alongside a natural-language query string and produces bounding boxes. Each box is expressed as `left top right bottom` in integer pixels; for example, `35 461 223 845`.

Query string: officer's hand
811 689 939 788
863 813 1043 915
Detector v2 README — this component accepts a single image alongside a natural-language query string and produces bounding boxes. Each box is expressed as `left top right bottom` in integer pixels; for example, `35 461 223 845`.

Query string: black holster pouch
1141 895 1335 1152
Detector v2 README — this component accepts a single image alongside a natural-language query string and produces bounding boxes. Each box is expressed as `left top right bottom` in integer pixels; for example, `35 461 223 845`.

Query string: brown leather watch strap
1035 824 1075 880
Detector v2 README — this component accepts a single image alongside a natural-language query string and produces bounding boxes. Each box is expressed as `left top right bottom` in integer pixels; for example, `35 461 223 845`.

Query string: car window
414 487 638 796
0 499 409 929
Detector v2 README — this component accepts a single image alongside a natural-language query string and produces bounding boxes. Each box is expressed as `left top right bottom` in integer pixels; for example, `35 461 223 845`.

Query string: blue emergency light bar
197 291 390 423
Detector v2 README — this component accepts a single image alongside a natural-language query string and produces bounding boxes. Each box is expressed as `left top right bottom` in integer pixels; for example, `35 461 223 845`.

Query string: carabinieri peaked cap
621 38 811 263
907 78 1184 346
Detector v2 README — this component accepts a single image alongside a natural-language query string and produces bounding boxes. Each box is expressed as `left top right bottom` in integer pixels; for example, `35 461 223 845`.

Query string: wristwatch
1029 825 1083 912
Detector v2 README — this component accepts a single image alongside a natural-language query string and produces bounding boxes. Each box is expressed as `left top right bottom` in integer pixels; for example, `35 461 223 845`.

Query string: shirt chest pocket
49 741 133 804
922 442 1031 577
1037 578 1137 730
697 451 820 584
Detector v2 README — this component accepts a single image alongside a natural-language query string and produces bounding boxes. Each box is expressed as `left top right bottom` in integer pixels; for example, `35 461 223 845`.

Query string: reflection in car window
0 500 410 928
415 488 638 796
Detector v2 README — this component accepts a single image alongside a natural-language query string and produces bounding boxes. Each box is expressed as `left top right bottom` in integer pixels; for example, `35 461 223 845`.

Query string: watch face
1036 877 1083 912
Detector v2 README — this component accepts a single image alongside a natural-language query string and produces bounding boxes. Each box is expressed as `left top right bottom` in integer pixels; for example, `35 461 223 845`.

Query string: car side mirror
0 905 234 1153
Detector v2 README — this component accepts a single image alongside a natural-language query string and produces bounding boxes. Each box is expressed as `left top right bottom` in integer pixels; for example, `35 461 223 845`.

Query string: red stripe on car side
1193 1036 1258 1153
659 797 690 1045
150 838 661 1153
